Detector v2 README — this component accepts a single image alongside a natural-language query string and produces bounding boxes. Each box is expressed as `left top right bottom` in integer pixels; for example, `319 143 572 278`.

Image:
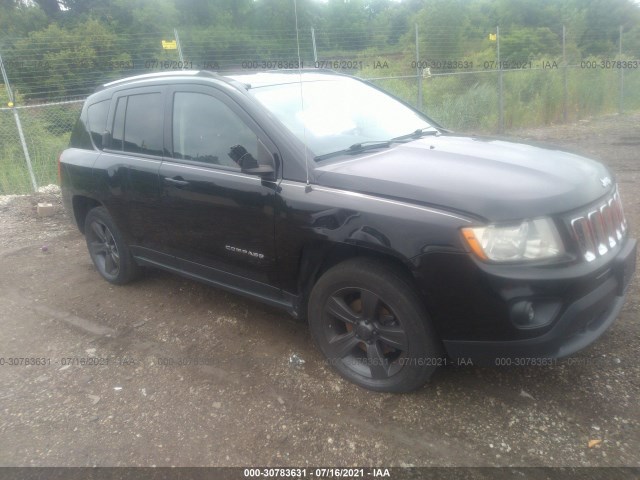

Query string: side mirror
241 164 275 176
229 144 276 178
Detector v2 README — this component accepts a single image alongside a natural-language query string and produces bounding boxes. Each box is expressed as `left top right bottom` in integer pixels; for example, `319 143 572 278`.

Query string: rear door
158 85 280 296
98 86 172 266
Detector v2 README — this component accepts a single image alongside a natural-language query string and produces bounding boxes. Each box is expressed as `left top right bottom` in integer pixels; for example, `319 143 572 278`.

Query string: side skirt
134 255 300 318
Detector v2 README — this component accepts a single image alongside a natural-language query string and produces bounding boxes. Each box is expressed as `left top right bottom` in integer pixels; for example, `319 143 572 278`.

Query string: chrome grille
569 188 627 262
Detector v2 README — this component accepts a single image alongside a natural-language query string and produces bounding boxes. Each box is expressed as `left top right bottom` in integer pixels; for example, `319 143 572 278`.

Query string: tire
84 206 140 285
308 258 443 393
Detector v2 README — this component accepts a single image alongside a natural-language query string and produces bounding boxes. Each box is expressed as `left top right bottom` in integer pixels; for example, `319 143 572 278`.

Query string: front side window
172 92 258 168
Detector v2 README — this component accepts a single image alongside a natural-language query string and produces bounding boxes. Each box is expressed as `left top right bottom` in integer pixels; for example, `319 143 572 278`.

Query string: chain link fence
1 24 639 194
351 25 640 131
0 100 83 194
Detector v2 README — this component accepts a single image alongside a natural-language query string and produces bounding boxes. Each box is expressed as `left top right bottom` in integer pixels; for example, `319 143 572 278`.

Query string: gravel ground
0 113 638 469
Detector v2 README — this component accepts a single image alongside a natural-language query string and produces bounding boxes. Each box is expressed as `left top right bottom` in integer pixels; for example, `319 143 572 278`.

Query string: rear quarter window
87 100 110 150
68 107 93 150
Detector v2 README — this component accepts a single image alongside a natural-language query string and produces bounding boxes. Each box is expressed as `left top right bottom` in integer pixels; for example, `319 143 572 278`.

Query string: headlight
461 218 564 262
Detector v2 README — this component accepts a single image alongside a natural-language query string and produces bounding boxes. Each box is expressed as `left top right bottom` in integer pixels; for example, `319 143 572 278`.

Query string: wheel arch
72 195 103 234
294 241 425 320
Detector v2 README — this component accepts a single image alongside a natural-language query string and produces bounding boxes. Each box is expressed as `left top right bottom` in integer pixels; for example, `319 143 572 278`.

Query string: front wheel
84 206 140 285
308 258 443 392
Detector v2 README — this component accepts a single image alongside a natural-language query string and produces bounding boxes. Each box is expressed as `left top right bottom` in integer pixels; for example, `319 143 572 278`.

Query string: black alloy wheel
309 258 442 392
84 207 140 285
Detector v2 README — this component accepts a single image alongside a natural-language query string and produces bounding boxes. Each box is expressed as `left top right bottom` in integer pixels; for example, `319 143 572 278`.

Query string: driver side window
172 91 259 169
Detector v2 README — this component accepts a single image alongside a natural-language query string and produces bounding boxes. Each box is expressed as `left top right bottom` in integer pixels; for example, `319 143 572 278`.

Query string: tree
33 0 62 17
9 19 132 99
0 1 48 41
413 0 469 61
573 0 640 56
500 27 561 62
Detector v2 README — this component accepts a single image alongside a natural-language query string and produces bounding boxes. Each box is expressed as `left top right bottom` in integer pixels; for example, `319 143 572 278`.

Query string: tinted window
123 93 163 156
172 92 258 168
87 100 110 150
69 108 92 150
111 96 126 151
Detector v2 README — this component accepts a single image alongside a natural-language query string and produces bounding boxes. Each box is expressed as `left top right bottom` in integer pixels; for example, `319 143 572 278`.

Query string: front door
158 86 280 297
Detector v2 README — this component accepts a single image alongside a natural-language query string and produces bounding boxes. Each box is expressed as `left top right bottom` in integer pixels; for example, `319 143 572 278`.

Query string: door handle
164 176 189 187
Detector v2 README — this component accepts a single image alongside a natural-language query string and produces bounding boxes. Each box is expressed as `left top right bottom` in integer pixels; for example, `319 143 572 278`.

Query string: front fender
274 181 473 294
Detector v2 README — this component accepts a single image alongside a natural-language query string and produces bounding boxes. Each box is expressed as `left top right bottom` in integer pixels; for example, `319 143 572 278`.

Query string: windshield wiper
313 129 440 161
391 128 440 142
314 141 391 161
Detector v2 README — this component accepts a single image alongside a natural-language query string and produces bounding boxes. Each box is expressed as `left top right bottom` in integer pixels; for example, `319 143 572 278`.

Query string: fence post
563 25 568 123
311 27 318 64
0 52 38 192
619 26 623 115
415 23 422 110
497 26 504 133
173 28 185 65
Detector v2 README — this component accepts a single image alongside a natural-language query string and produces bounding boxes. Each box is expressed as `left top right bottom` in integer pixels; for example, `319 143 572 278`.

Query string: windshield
249 77 435 159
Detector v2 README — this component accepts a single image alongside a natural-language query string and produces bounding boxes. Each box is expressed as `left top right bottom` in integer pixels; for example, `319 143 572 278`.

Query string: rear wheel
84 207 140 285
308 258 443 392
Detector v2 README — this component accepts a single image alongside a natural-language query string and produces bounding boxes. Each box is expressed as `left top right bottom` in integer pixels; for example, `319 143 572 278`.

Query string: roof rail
96 70 201 91
196 70 219 78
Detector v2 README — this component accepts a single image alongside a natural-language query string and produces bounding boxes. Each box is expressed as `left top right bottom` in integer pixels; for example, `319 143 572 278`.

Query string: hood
313 135 614 222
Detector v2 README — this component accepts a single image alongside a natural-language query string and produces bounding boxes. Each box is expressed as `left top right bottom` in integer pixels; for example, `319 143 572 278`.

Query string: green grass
0 132 70 194
408 62 638 133
0 103 78 194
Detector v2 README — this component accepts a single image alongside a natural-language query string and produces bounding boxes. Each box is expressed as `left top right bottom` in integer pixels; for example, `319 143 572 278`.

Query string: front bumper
418 237 637 365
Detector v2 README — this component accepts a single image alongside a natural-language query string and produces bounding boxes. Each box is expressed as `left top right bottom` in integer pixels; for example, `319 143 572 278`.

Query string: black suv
60 70 636 392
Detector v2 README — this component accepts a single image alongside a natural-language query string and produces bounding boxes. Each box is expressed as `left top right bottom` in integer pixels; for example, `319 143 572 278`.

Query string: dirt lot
0 113 639 469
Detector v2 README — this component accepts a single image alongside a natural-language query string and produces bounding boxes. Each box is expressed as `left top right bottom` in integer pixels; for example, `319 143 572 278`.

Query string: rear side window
110 92 163 156
87 100 110 150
